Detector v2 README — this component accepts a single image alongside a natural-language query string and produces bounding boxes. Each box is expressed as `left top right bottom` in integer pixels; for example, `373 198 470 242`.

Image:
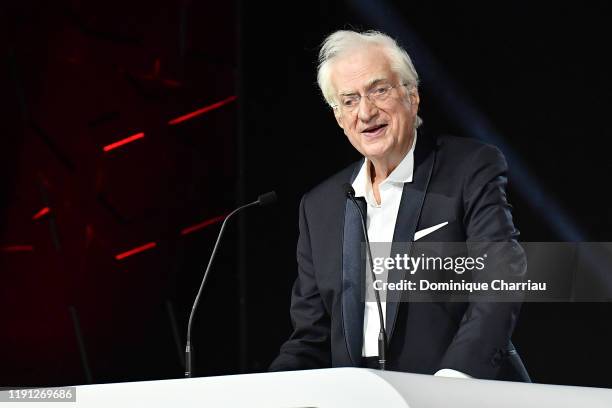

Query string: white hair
317 30 422 127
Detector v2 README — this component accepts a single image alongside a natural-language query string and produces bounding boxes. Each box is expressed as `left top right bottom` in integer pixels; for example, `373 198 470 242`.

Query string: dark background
2 0 611 388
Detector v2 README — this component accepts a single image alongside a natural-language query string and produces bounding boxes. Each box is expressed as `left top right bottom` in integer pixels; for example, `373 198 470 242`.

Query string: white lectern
5 368 612 407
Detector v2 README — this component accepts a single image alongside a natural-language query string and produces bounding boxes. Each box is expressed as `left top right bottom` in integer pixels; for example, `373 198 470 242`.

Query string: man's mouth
361 124 388 136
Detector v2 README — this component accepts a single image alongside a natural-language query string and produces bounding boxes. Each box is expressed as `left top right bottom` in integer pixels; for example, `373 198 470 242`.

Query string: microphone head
342 183 355 198
257 191 278 207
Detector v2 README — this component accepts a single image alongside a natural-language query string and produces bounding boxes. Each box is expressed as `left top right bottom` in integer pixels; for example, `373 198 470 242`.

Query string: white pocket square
414 221 449 241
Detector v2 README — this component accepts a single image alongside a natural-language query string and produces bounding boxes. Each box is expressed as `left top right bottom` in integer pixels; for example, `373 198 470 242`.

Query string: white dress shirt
351 132 471 379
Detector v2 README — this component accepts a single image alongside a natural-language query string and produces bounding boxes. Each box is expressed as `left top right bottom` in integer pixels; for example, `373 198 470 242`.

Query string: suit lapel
386 134 436 340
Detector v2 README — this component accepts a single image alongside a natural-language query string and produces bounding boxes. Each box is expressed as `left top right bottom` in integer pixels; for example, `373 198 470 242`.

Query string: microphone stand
344 184 388 370
185 192 276 378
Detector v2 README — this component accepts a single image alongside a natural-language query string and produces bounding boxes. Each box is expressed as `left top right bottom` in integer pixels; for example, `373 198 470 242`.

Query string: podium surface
4 368 612 407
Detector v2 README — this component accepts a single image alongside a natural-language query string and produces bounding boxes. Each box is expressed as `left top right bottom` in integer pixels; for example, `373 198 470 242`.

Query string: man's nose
357 96 379 122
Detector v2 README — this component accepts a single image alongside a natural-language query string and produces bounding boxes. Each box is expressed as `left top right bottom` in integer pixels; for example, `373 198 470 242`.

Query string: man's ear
409 90 420 113
333 107 345 130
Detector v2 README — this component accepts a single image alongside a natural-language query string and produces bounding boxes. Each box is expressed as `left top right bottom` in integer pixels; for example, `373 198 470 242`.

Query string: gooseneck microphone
185 191 277 378
342 183 388 370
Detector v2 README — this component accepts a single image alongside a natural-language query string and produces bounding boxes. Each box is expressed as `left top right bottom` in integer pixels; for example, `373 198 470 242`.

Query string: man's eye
343 98 358 107
374 87 388 95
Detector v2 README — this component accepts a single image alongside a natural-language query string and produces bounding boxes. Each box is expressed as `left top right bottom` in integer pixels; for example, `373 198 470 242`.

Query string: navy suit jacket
269 133 530 381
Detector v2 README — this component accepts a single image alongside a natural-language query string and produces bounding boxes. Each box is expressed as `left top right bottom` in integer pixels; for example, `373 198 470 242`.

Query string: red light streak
167 96 237 125
32 207 51 220
1 245 34 252
103 132 145 152
115 241 157 260
180 215 226 236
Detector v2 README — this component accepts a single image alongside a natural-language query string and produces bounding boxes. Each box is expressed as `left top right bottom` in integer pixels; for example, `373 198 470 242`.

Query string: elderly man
269 30 529 381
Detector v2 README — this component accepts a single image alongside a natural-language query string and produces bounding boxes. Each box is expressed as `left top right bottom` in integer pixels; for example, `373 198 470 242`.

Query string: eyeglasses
332 83 409 113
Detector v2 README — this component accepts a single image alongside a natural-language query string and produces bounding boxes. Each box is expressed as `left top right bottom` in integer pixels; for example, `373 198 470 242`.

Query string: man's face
330 46 419 162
